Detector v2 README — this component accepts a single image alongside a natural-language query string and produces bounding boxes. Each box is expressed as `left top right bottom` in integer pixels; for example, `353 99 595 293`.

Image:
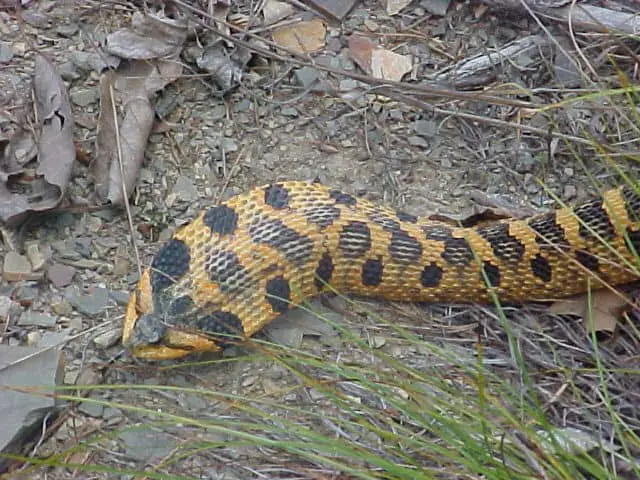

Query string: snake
122 180 640 360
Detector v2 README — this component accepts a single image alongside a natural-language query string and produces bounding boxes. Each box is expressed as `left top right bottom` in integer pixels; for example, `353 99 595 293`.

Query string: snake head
122 269 221 360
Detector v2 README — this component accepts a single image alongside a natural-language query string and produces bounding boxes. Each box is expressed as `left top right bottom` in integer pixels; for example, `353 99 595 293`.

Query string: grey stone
109 290 130 306
47 263 76 288
0 346 64 469
38 331 71 348
78 401 104 418
74 238 92 258
57 61 81 81
211 104 227 120
119 429 175 463
412 119 437 138
339 79 360 91
103 407 123 421
563 184 577 200
172 176 199 202
21 11 51 27
421 0 451 16
0 42 14 63
514 149 536 173
408 136 429 147
55 23 79 37
14 286 39 302
65 287 110 317
280 107 298 117
235 98 252 112
69 50 119 73
3 252 32 282
93 328 121 348
18 311 57 327
294 67 320 88
69 87 98 107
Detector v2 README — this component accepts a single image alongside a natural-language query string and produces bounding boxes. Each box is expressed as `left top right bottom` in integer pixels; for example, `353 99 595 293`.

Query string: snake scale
122 181 640 360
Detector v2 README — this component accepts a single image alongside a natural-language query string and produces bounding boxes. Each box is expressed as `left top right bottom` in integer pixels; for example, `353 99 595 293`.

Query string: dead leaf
0 55 75 226
272 18 326 54
549 288 628 334
371 49 413 82
105 11 187 60
93 59 182 205
196 43 248 92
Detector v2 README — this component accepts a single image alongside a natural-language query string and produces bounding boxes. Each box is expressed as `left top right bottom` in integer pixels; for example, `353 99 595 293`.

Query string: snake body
122 181 640 359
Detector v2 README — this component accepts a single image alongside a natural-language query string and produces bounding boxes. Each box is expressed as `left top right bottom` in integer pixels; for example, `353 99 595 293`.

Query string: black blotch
530 255 552 282
330 190 357 206
339 221 371 258
528 213 570 249
396 210 418 224
203 205 238 236
150 238 191 293
264 183 290 209
369 211 401 232
249 217 314 264
168 295 194 316
422 225 453 241
625 227 640 255
420 262 443 287
205 250 250 293
477 223 525 263
573 200 616 241
265 276 291 313
361 258 383 286
481 262 501 287
197 310 244 339
302 205 341 229
442 237 474 266
389 230 423 262
622 185 640 223
315 253 334 289
575 250 599 272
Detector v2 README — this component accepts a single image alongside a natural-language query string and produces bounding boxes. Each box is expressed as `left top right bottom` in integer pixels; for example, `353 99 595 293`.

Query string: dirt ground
1 0 640 478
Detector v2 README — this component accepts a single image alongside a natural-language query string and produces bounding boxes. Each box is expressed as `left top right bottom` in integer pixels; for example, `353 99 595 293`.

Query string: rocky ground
1 0 639 478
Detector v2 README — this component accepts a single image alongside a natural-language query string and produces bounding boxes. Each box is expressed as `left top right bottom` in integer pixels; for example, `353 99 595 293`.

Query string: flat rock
65 287 110 317
118 428 176 463
47 263 76 288
93 328 122 349
305 0 359 21
17 311 57 327
0 346 64 472
3 252 32 282
172 175 199 202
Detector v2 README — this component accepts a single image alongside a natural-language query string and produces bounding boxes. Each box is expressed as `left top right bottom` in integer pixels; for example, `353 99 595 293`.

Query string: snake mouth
122 269 221 360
